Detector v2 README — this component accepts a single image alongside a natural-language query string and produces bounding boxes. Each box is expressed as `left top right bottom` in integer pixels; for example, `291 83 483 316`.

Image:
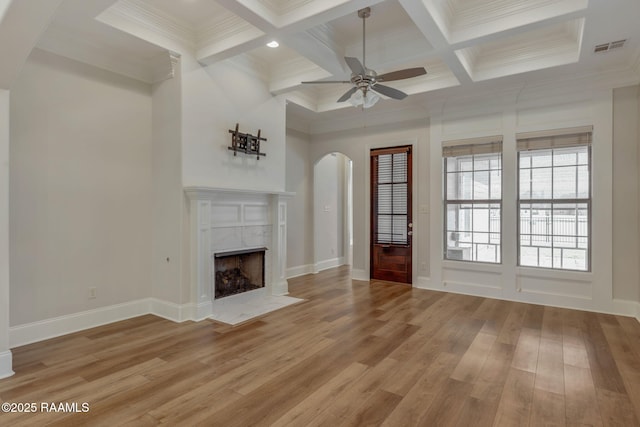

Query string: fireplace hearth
214 248 266 299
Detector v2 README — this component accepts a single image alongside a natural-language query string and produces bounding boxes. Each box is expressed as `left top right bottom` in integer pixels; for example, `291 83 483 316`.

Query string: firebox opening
214 248 266 299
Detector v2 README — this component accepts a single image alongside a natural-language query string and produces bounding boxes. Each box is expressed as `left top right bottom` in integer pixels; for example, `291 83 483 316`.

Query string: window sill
516 266 592 282
442 259 502 274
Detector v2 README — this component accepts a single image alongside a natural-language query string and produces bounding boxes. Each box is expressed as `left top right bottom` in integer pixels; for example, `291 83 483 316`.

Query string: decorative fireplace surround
185 187 291 319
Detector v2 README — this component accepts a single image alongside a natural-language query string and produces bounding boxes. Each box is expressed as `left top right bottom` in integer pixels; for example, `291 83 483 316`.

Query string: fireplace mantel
185 186 291 320
185 186 294 200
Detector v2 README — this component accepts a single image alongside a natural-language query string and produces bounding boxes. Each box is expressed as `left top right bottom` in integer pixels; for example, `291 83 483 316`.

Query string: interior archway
313 152 353 273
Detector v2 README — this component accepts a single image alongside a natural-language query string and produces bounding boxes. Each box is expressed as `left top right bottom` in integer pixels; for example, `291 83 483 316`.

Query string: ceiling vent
594 39 627 53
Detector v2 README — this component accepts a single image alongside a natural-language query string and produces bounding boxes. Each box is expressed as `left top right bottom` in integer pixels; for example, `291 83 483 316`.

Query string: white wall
151 61 183 305
612 86 640 303
309 121 430 281
285 128 313 276
313 153 346 271
0 88 12 377
9 49 153 326
181 55 286 192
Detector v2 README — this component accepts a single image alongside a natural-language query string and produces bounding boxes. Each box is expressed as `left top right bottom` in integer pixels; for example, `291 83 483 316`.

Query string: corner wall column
271 194 290 295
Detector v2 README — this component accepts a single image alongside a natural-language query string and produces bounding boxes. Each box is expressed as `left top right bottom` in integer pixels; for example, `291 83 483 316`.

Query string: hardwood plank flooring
1 266 640 426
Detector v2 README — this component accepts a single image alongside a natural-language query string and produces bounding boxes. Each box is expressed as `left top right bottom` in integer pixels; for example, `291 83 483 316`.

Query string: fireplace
185 187 291 320
214 248 266 299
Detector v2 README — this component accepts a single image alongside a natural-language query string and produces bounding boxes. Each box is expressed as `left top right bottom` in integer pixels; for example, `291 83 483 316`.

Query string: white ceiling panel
456 18 584 81
20 0 640 119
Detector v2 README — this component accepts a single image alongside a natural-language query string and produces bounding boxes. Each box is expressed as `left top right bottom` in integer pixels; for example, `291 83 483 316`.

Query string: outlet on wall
89 287 97 299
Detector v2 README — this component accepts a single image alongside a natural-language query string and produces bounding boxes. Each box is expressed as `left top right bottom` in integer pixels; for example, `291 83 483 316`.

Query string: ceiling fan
301 7 427 108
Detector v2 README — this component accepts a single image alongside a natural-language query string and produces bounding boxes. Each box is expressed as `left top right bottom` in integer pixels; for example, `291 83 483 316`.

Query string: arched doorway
313 152 353 273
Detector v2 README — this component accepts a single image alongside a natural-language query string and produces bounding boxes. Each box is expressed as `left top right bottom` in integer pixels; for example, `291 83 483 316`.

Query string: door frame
363 139 418 284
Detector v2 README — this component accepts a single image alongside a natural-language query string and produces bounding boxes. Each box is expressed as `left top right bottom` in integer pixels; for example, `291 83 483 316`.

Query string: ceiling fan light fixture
348 89 364 106
348 88 379 108
363 91 379 108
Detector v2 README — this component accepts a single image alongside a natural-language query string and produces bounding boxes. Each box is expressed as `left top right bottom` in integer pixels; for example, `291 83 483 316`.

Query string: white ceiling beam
198 0 386 72
284 26 346 76
397 0 472 85
214 0 277 33
0 0 65 89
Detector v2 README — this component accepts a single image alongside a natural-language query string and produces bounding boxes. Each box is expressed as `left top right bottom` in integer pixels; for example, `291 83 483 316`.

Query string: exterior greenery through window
443 138 502 263
517 128 592 271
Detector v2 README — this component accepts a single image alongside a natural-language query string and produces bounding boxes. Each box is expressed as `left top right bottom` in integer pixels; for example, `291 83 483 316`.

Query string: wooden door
370 146 412 284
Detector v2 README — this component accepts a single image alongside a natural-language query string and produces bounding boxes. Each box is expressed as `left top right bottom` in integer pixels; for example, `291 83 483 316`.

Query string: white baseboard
286 264 314 279
9 299 150 348
0 350 13 379
415 276 431 289
7 287 300 348
351 269 368 281
314 257 345 273
416 277 640 322
271 279 289 296
149 298 197 323
193 301 213 322
9 287 638 351
612 299 640 322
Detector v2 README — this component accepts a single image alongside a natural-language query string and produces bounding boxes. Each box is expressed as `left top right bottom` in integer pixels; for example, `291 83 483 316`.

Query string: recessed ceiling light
267 41 279 48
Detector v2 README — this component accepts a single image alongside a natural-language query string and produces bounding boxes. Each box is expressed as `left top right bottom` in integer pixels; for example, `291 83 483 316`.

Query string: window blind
372 148 409 245
442 136 502 158
517 126 592 151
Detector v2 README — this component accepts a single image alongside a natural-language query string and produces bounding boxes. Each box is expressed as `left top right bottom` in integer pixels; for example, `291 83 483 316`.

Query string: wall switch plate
89 287 97 299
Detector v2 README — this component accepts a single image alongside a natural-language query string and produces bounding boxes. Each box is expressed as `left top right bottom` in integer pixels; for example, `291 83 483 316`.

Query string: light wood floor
2 266 640 426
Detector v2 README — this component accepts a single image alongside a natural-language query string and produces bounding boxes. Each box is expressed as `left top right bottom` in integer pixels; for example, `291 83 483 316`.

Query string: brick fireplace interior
214 248 266 299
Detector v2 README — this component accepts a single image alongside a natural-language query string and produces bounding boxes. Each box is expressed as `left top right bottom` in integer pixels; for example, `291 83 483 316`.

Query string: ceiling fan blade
377 67 427 82
344 57 366 75
372 84 408 100
301 80 351 84
337 87 359 103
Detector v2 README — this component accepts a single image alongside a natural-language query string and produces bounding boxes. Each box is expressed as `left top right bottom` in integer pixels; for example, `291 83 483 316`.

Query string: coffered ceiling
18 0 640 122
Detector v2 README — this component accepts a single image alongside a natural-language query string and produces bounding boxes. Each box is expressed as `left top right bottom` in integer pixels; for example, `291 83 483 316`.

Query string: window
372 147 410 245
517 127 592 271
443 138 502 263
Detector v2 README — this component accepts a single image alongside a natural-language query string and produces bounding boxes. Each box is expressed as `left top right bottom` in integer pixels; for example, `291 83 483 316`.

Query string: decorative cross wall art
227 123 267 160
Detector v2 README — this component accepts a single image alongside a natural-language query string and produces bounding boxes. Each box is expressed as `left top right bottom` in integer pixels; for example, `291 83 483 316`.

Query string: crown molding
151 50 181 83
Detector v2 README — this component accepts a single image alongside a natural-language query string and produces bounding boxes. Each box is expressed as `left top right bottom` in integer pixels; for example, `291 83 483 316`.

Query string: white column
0 89 13 378
271 194 290 295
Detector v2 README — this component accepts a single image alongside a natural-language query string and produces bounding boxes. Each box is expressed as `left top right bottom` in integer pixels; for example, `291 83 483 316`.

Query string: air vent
594 39 627 53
